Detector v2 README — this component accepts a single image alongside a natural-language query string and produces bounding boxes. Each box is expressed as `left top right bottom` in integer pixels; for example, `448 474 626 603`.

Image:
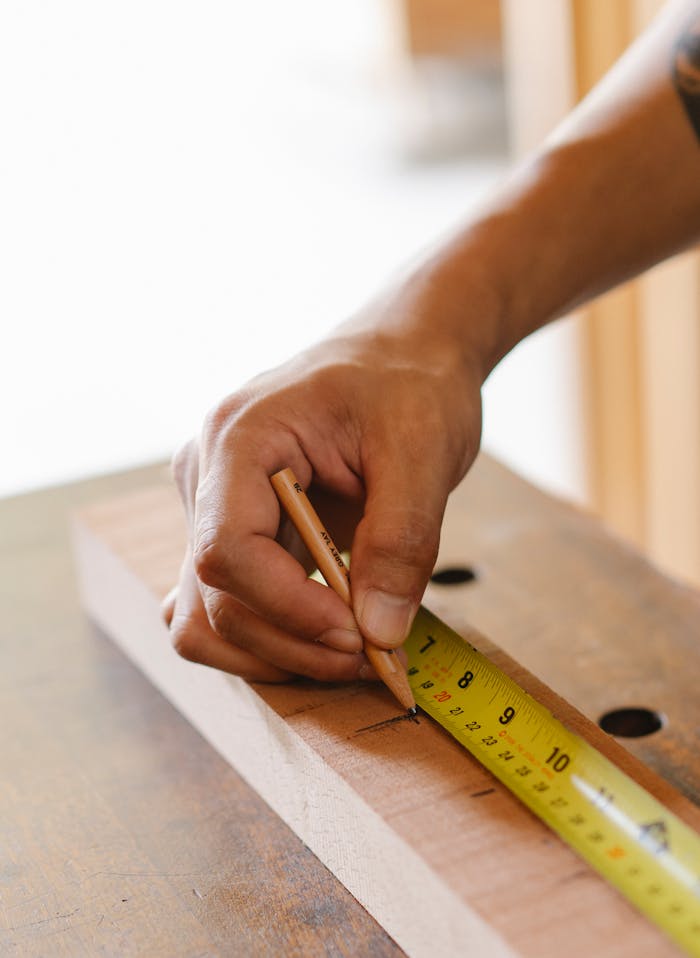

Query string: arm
167 0 700 683
407 0 700 375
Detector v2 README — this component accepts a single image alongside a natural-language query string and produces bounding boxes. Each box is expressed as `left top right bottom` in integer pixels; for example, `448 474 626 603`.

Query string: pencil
270 467 417 715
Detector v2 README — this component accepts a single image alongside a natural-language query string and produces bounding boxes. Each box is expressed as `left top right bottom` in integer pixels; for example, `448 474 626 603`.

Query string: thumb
351 458 448 649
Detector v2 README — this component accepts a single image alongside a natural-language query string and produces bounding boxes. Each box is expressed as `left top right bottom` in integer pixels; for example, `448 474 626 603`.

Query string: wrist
403 145 591 377
389 227 512 386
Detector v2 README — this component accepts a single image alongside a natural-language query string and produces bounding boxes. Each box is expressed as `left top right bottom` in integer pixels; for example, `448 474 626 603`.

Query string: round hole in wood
430 566 477 586
598 707 664 738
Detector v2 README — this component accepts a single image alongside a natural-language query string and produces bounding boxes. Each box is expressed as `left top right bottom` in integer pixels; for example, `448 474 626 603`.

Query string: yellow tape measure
404 607 700 957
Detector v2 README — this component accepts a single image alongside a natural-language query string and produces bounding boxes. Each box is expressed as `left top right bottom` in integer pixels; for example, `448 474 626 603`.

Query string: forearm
167 5 700 680
393 0 700 379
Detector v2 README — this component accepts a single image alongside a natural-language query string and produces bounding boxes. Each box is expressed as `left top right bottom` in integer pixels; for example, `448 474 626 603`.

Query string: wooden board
0 464 401 958
72 456 700 958
400 0 501 61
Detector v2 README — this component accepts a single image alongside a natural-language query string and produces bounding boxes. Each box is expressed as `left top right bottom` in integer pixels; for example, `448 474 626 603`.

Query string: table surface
2 458 699 957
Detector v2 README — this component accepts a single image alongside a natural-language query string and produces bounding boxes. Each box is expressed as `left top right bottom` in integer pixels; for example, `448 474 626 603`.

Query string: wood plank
400 0 501 61
639 252 700 584
505 0 700 585
581 282 646 544
0 464 401 958
501 0 576 156
72 456 700 958
571 0 647 546
569 0 700 581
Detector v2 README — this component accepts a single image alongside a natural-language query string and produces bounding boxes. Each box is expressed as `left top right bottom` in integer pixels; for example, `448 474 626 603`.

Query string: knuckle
372 513 440 571
192 535 229 589
205 593 251 652
170 620 200 663
207 594 233 639
201 400 230 441
201 391 251 446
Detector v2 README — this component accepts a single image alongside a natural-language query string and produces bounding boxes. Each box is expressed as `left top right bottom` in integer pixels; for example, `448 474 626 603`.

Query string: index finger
192 452 363 646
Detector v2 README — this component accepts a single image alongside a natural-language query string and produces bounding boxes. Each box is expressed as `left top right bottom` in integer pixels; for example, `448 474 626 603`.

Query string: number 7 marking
419 635 436 654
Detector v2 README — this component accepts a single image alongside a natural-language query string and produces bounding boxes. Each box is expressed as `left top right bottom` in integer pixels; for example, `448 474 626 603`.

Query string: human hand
164 293 485 683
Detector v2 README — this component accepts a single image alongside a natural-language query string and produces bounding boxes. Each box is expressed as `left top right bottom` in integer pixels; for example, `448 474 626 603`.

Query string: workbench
2 456 699 956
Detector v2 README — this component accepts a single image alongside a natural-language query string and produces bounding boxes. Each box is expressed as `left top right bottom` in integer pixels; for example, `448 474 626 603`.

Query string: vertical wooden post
503 0 700 583
571 0 647 546
572 0 700 583
639 254 700 582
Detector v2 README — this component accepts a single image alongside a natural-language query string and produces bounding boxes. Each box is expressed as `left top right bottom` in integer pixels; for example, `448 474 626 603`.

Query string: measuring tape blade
405 606 700 957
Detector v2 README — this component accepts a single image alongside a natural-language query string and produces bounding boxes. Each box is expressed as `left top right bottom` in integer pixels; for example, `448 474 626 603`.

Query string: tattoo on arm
673 10 700 142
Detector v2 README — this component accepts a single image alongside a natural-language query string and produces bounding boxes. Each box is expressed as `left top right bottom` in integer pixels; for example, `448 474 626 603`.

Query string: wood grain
0 465 399 958
72 455 700 958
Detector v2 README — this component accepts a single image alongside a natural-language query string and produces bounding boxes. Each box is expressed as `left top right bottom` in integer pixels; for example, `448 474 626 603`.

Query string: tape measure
404 606 700 957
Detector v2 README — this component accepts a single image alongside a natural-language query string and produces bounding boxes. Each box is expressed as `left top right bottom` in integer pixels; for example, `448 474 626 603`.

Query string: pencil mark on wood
282 684 366 717
71 472 700 956
78 869 205 884
470 787 496 798
352 710 421 735
9 908 80 931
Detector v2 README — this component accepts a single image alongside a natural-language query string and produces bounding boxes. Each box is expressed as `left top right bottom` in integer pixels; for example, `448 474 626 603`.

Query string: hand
166 0 700 686
164 294 485 683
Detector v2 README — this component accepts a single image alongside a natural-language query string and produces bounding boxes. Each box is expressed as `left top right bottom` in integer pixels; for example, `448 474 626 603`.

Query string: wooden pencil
270 467 417 714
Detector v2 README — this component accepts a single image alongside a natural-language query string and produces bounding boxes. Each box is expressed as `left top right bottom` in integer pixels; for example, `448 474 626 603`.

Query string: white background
1 0 586 504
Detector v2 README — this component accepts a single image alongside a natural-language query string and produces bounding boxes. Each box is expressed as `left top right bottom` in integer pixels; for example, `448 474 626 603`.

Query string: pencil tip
407 706 418 717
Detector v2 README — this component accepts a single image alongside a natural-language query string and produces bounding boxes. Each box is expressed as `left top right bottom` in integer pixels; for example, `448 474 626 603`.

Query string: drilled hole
598 707 664 738
430 566 477 586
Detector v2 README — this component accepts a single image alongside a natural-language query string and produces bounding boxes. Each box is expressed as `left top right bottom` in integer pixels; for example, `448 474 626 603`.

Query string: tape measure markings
404 606 700 957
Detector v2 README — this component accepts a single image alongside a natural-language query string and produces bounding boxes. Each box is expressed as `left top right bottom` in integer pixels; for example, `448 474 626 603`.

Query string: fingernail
318 628 363 653
358 590 415 648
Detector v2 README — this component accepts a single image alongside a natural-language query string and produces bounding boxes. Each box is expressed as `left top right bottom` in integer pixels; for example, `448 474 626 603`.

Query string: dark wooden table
2 458 699 956
1 465 399 956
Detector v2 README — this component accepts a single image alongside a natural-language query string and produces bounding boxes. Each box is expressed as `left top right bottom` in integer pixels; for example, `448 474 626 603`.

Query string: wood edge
471 631 700 829
70 514 519 958
72 481 700 830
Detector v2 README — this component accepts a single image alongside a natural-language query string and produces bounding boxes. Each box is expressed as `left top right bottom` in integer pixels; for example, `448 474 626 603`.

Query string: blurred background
2 0 699 585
